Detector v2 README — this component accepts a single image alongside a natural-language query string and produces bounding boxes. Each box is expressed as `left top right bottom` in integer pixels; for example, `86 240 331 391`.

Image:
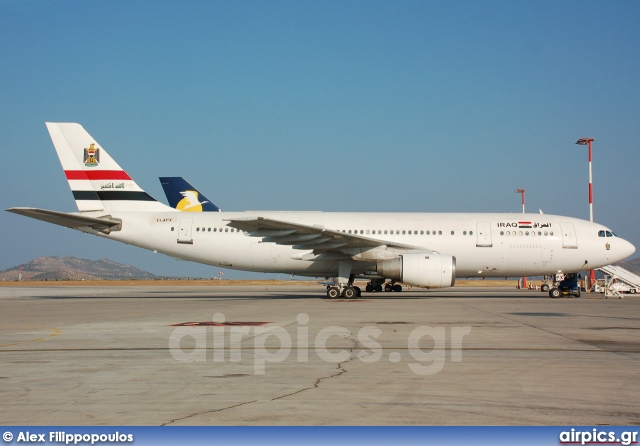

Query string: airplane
6 123 636 298
160 177 221 212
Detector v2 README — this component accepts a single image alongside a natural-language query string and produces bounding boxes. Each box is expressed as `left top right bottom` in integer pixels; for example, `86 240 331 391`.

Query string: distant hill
0 256 157 281
616 257 640 275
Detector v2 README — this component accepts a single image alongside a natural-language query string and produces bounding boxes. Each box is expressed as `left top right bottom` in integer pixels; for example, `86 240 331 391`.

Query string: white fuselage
92 210 635 279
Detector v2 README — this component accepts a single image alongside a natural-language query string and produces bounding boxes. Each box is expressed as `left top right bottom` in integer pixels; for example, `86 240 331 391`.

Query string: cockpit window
599 230 616 237
598 230 606 237
606 231 615 237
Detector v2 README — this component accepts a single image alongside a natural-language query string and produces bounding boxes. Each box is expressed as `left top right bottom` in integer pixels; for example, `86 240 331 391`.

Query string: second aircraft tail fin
159 177 221 212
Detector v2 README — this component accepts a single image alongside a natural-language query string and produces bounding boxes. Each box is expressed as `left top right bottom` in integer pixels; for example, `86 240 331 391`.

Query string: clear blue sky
1 1 639 278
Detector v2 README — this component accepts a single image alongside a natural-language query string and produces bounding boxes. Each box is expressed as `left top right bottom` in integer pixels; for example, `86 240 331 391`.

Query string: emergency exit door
476 221 492 247
177 219 193 244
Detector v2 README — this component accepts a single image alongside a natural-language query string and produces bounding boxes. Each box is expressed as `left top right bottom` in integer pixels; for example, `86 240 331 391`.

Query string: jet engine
377 253 456 288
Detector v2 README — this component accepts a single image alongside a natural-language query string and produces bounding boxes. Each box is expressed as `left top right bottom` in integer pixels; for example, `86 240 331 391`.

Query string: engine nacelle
377 253 456 288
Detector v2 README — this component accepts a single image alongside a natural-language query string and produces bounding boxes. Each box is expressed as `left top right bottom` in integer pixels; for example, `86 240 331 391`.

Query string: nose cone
619 238 636 260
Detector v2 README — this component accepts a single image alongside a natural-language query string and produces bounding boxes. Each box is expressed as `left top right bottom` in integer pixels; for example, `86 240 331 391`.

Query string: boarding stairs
596 264 640 299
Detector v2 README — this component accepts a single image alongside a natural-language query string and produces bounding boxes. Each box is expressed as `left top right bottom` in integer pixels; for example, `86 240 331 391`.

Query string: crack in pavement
271 336 358 401
161 327 359 424
161 399 259 426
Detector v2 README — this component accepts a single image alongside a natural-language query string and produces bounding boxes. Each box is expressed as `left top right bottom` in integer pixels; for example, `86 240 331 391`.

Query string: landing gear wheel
327 286 340 299
549 288 561 299
393 284 402 292
384 284 393 292
343 286 356 299
354 286 362 297
365 284 373 293
374 284 383 292
541 284 550 292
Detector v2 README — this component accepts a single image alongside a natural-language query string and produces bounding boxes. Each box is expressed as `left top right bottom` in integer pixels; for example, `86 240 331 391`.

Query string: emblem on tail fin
83 144 100 167
159 177 221 212
177 190 208 212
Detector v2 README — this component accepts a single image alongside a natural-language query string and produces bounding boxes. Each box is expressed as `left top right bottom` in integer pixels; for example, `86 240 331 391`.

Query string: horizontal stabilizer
6 207 121 233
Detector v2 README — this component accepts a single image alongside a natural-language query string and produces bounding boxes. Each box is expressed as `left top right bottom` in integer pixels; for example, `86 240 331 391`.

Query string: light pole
576 137 596 289
514 189 527 289
575 138 594 222
514 189 525 214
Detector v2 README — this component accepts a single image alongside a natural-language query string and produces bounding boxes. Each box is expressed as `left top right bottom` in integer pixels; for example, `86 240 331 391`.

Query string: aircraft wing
224 216 424 252
6 207 121 233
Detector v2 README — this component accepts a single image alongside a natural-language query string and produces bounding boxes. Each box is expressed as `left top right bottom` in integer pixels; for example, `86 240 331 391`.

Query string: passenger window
396 230 400 234
225 228 228 232
171 227 174 231
463 231 467 235
451 231 455 235
402 230 406 235
500 231 504 236
469 231 473 235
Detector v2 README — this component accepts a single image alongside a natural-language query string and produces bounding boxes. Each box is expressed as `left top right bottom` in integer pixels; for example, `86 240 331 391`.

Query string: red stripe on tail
65 170 132 180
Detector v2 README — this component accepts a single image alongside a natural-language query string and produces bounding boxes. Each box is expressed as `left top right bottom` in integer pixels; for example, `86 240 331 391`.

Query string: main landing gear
326 262 362 299
325 261 403 298
364 279 403 293
326 284 362 299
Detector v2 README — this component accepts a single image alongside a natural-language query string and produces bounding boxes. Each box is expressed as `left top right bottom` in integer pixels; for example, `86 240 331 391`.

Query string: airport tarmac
1 285 639 426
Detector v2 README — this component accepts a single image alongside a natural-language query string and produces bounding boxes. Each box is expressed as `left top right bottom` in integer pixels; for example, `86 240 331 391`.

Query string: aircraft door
177 219 193 244
560 222 578 248
476 221 492 247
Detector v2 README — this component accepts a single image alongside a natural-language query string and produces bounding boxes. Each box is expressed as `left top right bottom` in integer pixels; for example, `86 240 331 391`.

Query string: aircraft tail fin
159 177 221 212
46 122 172 212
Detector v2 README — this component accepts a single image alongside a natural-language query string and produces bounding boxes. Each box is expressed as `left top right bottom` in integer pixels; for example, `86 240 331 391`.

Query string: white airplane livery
7 123 636 298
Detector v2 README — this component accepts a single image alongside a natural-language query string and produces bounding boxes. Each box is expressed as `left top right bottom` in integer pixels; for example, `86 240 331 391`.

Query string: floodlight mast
514 189 525 214
576 138 595 222
514 188 527 289
576 137 596 288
